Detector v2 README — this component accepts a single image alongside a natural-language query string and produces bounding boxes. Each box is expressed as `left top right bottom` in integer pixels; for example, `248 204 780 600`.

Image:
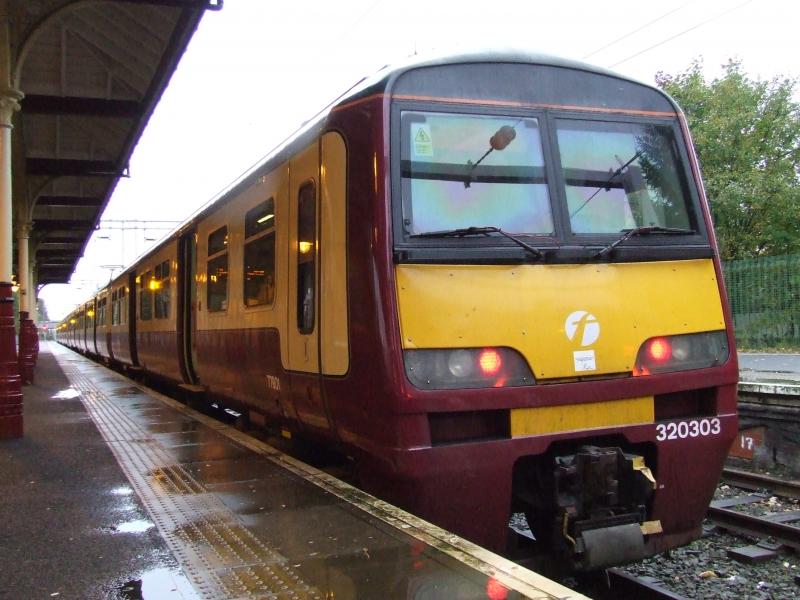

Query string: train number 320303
656 418 721 441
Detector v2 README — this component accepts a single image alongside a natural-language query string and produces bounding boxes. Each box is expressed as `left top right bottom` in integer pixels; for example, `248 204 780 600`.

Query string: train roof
68 50 678 311
339 48 659 101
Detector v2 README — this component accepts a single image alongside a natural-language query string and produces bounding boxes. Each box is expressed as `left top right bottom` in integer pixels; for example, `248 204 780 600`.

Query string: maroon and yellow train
60 52 738 569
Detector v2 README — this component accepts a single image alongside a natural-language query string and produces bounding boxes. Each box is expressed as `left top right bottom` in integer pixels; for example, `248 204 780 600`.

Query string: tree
37 296 49 323
656 60 800 260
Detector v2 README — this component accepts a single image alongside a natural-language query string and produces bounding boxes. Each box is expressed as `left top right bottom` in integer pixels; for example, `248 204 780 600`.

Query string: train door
177 230 198 383
127 270 139 366
90 298 98 355
319 132 349 378
287 143 330 430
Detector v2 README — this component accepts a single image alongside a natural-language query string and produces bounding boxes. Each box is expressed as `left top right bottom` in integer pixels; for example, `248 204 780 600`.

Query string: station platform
0 343 586 599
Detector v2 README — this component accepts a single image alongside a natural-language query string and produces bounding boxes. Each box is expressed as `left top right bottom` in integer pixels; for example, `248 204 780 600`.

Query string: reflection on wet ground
50 344 579 600
115 520 155 534
118 567 200 600
51 387 81 400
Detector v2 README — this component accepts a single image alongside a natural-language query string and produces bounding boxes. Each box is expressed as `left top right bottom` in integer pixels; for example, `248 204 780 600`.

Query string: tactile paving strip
55 355 322 600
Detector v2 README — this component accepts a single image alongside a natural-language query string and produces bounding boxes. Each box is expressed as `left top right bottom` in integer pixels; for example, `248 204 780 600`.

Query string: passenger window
244 199 276 307
297 181 316 334
154 260 171 319
112 291 119 325
207 226 228 312
139 270 153 321
120 287 127 324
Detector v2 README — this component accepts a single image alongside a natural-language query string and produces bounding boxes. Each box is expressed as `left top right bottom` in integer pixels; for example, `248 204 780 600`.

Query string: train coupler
554 445 661 569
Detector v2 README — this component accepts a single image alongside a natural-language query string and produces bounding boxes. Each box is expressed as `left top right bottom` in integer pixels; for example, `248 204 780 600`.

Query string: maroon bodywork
194 328 283 417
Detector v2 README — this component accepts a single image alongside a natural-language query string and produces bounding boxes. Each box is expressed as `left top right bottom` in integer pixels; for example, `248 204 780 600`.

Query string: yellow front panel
510 396 654 437
396 259 724 379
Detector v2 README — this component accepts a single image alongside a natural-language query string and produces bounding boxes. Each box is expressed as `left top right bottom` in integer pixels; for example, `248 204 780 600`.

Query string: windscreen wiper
592 225 695 259
412 226 544 260
569 150 643 219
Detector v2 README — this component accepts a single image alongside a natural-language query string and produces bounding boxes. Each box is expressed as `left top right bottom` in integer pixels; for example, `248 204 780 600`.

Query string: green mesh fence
722 254 800 350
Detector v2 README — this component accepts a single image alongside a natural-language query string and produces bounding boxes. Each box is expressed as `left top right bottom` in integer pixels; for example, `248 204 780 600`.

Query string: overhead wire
340 0 384 38
608 0 754 68
583 3 690 60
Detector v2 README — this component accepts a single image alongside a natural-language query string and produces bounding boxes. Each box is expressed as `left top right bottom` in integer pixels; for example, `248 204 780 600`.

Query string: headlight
404 347 535 389
634 331 729 375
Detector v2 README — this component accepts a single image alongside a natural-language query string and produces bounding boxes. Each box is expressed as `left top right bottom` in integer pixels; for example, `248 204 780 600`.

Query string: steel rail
722 467 800 500
707 505 800 550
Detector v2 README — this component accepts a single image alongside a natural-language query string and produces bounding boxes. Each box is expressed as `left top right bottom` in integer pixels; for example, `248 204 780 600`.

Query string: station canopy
10 0 218 285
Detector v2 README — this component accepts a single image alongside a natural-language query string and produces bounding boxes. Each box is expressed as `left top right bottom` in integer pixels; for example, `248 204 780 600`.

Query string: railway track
708 468 800 550
721 466 800 499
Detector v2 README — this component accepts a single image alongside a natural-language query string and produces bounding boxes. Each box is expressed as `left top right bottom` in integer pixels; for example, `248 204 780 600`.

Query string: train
59 51 739 570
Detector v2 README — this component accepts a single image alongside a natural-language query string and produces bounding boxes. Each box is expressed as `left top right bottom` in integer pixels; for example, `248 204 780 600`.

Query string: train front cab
374 58 739 570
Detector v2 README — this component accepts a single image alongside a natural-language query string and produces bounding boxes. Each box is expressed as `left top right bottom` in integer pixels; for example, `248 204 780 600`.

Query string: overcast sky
41 0 799 319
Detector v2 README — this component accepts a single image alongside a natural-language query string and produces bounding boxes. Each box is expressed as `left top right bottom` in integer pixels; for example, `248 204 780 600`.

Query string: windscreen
557 119 694 234
400 111 553 235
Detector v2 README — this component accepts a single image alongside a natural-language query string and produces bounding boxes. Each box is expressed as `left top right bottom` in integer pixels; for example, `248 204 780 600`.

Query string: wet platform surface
1 343 586 599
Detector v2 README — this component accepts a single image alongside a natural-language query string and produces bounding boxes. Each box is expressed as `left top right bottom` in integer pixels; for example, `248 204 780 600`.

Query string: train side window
111 291 119 325
154 260 171 319
97 298 106 326
139 270 153 321
297 181 316 334
244 199 276 307
207 226 229 312
120 287 127 324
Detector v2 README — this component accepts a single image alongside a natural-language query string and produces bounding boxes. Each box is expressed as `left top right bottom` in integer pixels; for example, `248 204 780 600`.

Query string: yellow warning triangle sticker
415 128 431 143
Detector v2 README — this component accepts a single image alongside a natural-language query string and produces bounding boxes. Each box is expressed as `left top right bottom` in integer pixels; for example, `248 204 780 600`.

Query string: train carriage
60 52 738 570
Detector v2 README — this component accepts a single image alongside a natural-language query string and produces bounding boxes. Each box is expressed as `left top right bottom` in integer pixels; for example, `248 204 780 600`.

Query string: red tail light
634 331 729 376
404 347 535 389
479 349 502 375
646 337 672 362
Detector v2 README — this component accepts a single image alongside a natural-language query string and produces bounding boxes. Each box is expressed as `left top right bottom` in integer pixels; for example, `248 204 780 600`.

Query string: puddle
111 486 135 496
115 520 154 533
51 388 81 400
118 568 199 599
